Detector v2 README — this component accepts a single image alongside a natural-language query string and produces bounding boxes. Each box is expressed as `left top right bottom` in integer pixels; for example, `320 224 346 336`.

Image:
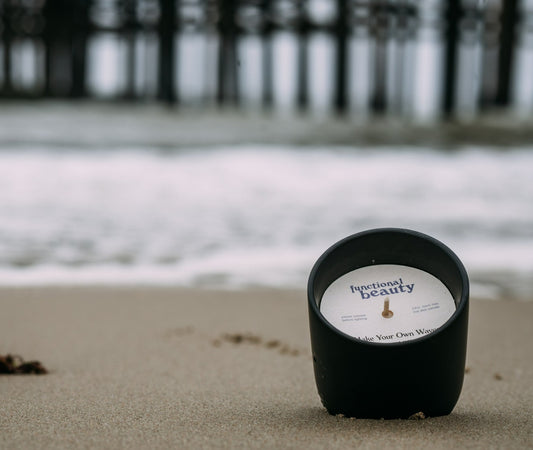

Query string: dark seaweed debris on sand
0 354 48 375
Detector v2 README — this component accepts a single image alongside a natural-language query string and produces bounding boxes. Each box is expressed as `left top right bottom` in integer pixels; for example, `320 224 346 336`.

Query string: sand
2 102 533 149
1 287 532 449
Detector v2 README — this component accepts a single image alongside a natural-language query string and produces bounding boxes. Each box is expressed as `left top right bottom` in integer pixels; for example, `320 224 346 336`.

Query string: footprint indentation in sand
212 332 305 357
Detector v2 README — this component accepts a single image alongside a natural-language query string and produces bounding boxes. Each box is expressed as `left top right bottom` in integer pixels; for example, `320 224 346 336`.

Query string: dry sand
1 287 532 449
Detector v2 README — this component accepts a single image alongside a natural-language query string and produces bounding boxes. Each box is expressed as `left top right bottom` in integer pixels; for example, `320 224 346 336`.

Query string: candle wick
382 298 393 318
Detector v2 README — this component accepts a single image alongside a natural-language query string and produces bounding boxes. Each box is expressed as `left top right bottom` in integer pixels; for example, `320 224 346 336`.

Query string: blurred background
2 0 533 117
0 0 532 300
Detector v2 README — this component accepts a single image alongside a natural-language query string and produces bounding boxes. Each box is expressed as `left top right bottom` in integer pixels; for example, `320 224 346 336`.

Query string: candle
308 228 469 419
320 265 456 344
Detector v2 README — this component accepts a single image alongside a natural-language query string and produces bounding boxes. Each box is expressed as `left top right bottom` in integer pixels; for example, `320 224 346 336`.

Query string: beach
1 287 532 449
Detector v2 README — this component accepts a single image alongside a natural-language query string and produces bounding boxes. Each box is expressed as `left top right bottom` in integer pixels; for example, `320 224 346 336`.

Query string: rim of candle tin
308 228 469 347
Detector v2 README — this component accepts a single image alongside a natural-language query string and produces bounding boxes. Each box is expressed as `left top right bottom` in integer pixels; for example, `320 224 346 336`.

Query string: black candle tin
307 228 469 419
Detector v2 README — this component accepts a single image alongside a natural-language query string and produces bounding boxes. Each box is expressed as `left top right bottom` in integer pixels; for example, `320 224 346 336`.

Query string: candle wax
320 264 456 343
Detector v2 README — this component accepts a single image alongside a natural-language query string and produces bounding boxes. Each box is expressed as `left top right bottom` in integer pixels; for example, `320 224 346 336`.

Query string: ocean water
0 144 532 300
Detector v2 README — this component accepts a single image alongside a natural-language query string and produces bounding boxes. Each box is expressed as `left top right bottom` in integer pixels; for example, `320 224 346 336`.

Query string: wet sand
2 102 533 149
1 287 532 449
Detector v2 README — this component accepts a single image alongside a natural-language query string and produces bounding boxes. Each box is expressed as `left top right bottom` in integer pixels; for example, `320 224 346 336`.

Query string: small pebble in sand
223 333 244 344
222 333 262 345
493 373 503 380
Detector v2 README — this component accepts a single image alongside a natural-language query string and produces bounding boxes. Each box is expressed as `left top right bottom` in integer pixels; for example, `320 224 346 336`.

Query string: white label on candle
320 264 456 343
